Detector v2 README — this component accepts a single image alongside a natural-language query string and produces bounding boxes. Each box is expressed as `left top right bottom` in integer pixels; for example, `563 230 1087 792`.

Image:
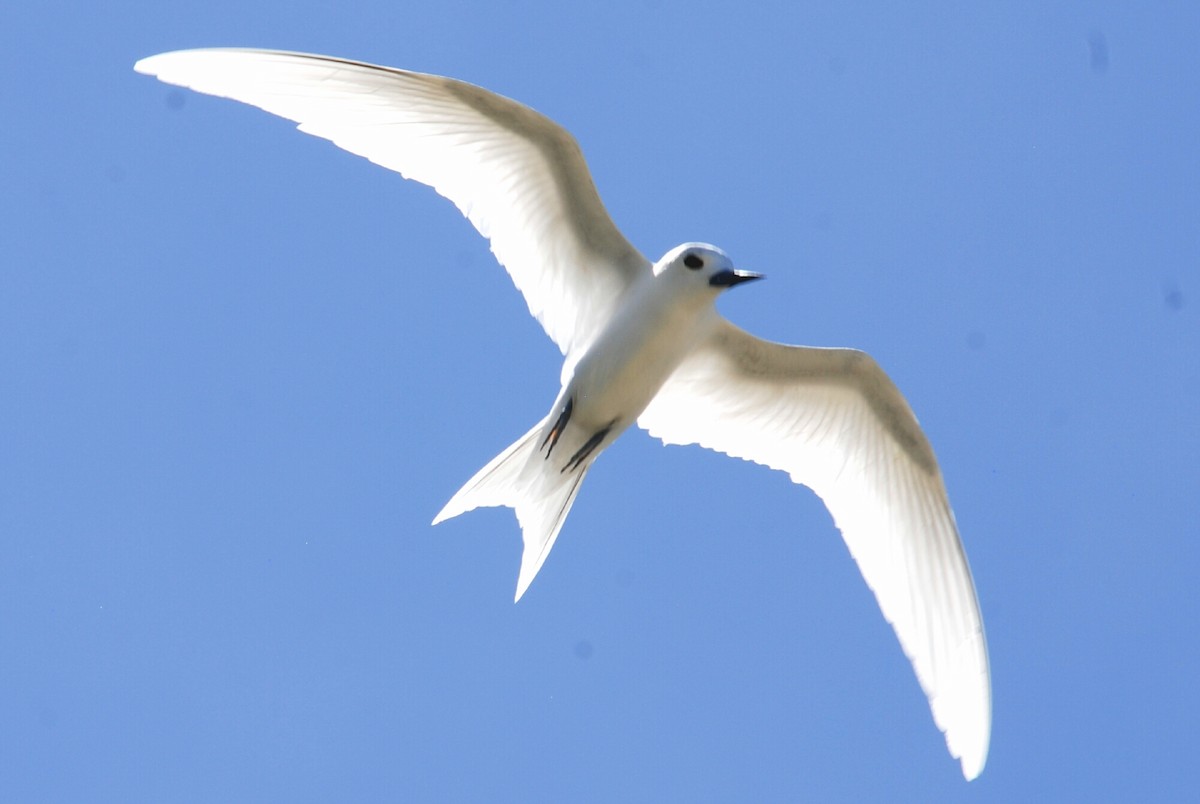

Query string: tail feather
433 417 590 601
432 420 545 525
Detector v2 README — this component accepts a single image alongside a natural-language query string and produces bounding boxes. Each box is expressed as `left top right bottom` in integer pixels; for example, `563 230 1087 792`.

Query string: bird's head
654 243 763 296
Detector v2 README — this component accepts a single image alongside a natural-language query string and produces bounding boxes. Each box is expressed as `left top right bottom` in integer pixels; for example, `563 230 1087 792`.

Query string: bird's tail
433 417 589 601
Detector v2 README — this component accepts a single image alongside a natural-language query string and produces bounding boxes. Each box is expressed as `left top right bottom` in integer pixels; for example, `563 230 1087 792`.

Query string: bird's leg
541 396 573 458
562 423 613 473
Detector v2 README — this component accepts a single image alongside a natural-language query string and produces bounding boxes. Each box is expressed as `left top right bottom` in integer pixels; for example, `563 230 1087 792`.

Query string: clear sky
3 1 1197 801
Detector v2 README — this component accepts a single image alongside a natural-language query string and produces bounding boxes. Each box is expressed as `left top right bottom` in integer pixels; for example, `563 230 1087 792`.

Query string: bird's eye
683 253 704 270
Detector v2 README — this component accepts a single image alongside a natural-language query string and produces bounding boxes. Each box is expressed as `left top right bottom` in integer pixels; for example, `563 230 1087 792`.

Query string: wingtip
133 49 201 76
940 712 989 782
133 48 241 77
960 752 987 782
133 54 158 75
948 712 989 781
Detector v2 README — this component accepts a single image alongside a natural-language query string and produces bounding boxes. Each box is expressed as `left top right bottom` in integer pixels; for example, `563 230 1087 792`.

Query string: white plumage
136 49 990 780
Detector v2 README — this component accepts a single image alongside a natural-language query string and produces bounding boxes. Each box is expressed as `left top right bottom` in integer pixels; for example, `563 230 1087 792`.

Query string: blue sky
3 1 1198 801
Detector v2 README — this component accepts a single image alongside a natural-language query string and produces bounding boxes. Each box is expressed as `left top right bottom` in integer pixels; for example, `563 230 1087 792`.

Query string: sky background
3 1 1198 801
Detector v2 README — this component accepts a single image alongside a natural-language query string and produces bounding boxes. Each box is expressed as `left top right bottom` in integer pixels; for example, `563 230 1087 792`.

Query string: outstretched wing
136 49 649 356
638 320 991 780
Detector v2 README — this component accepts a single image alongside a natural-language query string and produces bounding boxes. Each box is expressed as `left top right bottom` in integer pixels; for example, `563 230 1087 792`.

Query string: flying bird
135 49 990 779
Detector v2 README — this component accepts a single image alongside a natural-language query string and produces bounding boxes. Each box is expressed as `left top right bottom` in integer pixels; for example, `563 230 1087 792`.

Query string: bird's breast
565 293 717 428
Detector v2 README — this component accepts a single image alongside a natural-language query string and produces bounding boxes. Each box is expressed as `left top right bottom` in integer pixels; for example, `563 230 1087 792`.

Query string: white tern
135 49 990 780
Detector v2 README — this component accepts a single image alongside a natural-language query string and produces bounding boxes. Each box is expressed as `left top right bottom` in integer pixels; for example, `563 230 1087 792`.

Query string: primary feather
135 49 648 358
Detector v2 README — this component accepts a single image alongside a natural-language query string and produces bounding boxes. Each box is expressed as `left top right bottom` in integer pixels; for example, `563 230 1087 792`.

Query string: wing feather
135 48 649 355
639 320 990 780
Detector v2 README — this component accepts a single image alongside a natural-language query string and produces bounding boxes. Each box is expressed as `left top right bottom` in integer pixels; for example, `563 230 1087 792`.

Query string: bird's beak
709 269 765 288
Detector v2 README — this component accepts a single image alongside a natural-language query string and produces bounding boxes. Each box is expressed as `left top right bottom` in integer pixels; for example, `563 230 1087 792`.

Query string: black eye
683 253 704 270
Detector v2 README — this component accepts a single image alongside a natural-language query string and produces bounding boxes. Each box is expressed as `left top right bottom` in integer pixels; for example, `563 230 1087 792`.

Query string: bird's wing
638 319 991 780
135 49 649 356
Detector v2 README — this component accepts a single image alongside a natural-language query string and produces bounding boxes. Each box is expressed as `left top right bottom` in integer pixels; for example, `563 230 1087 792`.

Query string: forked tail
432 417 590 601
